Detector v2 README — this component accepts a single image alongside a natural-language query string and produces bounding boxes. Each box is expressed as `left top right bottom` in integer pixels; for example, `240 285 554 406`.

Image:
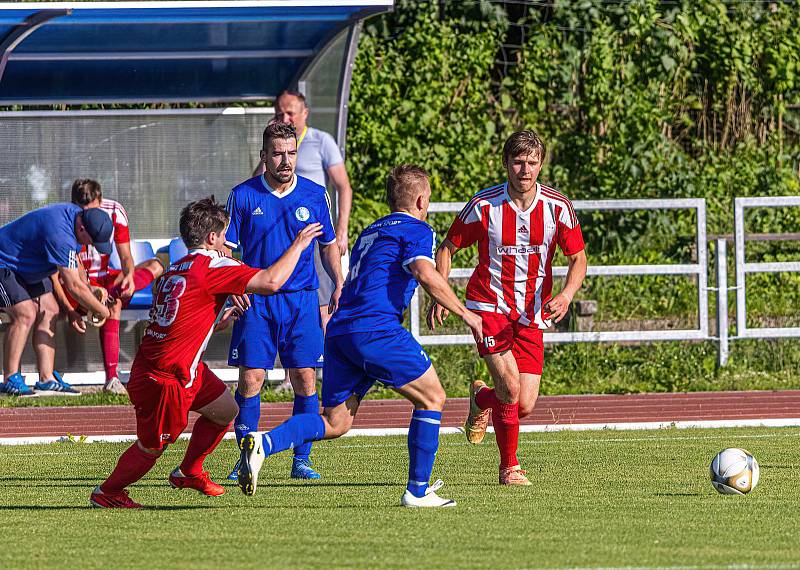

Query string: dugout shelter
0 0 392 382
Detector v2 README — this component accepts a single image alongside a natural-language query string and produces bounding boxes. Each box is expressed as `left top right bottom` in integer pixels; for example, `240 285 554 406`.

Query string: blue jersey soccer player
226 121 343 480
0 205 113 396
236 164 484 507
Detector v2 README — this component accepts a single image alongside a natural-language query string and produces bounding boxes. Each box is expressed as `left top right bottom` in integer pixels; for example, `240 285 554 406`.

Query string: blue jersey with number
0 203 82 283
327 212 436 337
225 174 336 292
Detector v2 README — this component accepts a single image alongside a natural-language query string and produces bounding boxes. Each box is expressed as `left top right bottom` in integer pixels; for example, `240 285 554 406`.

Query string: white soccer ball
709 448 760 495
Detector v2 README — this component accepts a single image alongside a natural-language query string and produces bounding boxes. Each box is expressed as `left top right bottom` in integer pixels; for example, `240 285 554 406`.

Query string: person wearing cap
0 203 113 396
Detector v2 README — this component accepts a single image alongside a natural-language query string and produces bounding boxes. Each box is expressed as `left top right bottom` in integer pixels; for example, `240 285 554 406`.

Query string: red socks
100 442 159 494
474 387 521 470
99 319 120 381
179 417 231 476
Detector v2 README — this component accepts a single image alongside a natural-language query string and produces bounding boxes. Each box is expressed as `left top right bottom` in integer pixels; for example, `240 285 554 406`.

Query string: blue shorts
0 269 53 308
321 328 432 408
228 289 323 370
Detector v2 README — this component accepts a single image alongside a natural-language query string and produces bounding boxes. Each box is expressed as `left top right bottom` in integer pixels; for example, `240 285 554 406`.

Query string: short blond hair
386 165 429 211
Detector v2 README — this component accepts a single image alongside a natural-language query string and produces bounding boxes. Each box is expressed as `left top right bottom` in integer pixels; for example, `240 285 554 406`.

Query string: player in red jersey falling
429 130 587 485
90 197 322 508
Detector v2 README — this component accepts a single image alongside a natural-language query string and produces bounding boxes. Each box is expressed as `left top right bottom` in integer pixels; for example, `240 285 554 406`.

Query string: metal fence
410 198 709 344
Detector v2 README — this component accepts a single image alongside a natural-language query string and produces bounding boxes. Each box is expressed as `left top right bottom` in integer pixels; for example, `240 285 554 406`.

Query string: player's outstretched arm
58 266 110 322
426 239 460 330
245 223 323 296
545 249 587 323
410 259 483 343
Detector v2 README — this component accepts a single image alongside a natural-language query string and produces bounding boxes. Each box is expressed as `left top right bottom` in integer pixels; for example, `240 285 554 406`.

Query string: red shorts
475 311 544 375
91 267 156 305
126 362 227 450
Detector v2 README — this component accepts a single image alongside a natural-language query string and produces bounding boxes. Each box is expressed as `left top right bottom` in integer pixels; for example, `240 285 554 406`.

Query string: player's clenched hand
462 310 484 343
426 302 450 331
544 293 571 323
293 222 324 250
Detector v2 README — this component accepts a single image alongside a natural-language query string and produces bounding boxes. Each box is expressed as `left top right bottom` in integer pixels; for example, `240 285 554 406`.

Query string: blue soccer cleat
291 458 321 480
227 459 240 481
1 372 34 396
34 371 80 396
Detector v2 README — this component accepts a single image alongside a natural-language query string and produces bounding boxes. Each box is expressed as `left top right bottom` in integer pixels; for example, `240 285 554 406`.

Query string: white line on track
4 426 800 452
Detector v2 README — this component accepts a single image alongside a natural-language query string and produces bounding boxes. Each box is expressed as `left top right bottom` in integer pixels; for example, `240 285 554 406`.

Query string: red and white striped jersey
132 249 259 388
446 182 585 329
79 199 131 282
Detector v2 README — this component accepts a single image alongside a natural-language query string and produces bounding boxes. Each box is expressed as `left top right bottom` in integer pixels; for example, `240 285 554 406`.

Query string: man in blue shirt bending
226 122 343 480
0 205 113 395
236 164 484 507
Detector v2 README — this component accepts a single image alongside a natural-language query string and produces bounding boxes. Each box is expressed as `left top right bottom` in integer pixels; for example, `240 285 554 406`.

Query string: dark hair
179 196 230 249
71 179 102 206
277 89 308 109
262 121 297 150
502 130 547 166
386 164 429 211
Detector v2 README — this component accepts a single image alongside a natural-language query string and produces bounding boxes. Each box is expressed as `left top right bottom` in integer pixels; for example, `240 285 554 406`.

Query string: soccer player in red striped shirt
429 130 587 485
90 197 321 508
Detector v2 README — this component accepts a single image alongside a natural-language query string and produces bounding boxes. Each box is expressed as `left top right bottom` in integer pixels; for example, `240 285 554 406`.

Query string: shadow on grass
234 481 396 488
0 504 228 511
653 492 702 497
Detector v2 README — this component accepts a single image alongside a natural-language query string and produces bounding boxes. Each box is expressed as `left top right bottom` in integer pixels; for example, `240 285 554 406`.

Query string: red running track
2 390 800 440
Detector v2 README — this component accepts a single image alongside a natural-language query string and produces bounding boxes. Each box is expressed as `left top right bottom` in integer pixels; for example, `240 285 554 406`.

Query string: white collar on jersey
187 248 222 258
260 173 298 199
503 181 541 215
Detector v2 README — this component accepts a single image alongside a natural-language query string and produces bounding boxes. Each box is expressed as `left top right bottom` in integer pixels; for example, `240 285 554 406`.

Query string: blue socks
291 393 320 461
261 413 326 457
407 410 442 498
234 391 261 447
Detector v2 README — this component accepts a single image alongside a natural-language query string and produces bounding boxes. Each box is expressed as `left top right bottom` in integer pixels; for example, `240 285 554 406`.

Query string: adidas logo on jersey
252 207 264 215
518 225 529 234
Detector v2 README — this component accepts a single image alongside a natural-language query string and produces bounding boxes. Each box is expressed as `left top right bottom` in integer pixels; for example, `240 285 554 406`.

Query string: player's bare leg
1 300 36 395
518 373 542 419
170 390 237 497
480 352 531 486
288 366 322 479
32 293 78 395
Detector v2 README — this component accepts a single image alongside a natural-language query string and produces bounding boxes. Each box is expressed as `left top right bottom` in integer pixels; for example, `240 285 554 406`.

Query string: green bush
346 0 800 393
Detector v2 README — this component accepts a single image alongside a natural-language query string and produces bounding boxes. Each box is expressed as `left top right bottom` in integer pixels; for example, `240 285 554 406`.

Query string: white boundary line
3 418 800 446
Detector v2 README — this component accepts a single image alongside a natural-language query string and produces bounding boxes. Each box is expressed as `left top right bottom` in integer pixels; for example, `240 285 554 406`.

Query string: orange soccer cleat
499 465 532 486
464 380 491 444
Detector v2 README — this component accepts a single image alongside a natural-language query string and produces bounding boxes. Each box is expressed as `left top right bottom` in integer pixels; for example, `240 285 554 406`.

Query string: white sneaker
103 377 126 395
400 479 456 508
237 432 266 496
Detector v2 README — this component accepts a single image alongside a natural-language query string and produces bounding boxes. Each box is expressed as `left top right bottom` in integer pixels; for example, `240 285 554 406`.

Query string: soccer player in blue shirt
0 205 113 395
236 164 484 507
225 122 343 480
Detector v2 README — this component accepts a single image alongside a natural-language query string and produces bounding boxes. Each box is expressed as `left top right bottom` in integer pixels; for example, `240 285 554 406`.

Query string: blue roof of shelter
0 1 392 104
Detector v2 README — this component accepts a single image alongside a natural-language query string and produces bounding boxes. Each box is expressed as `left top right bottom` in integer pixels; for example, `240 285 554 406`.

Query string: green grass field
1 428 799 569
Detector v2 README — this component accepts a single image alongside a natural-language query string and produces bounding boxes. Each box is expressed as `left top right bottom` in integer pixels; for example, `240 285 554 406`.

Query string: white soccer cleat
400 479 456 508
237 432 266 496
